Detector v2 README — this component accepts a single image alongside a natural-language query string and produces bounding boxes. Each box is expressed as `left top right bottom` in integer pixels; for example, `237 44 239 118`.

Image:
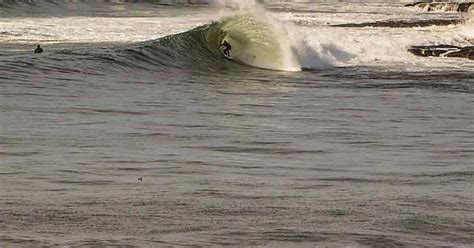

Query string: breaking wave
86 11 474 73
116 14 303 71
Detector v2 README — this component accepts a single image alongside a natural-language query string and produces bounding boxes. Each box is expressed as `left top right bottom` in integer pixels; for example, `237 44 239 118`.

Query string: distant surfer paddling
34 44 43 54
219 40 232 58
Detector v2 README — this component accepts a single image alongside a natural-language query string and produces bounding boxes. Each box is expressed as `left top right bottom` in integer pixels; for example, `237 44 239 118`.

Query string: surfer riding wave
219 40 232 57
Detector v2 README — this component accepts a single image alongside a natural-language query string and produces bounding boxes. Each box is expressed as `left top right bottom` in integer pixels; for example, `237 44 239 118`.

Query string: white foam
278 9 474 70
0 15 215 47
460 17 474 41
212 0 258 10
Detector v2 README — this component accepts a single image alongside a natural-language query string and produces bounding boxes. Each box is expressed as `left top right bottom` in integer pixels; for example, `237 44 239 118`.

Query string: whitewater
1 0 473 246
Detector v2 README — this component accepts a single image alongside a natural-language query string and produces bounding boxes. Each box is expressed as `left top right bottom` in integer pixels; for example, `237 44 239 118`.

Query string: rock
332 19 465 28
408 45 474 60
446 47 474 60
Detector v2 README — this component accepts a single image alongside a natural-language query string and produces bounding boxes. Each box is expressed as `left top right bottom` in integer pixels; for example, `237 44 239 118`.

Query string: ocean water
0 0 473 246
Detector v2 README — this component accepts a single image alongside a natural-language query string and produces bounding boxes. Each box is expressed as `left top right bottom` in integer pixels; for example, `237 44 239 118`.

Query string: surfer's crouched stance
219 40 232 57
34 44 43 54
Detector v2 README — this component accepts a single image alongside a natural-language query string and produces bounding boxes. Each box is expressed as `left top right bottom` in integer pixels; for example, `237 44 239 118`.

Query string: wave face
212 15 300 71
121 14 301 71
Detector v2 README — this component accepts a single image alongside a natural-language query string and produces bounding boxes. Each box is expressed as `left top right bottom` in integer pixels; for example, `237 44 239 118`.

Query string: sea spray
460 17 474 42
285 24 340 69
212 0 258 10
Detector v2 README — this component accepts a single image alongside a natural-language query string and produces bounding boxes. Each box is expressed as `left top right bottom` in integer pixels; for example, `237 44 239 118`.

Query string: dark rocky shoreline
404 2 473 60
405 2 474 13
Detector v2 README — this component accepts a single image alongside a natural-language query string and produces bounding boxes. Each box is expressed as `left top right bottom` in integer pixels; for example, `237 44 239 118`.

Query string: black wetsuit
34 45 43 54
220 41 231 57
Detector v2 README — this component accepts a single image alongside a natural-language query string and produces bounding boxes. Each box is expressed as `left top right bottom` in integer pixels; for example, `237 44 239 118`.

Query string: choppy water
1 0 473 246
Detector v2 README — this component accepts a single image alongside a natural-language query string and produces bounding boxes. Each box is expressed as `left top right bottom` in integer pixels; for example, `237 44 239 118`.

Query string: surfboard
223 53 232 60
